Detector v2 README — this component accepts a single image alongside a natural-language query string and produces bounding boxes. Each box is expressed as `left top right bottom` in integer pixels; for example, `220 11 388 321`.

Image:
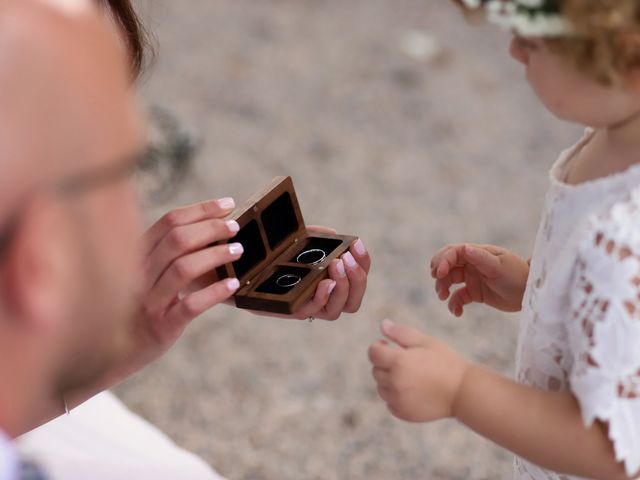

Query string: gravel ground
116 1 581 479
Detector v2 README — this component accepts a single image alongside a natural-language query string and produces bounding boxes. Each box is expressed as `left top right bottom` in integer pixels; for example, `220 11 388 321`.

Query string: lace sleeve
569 194 640 478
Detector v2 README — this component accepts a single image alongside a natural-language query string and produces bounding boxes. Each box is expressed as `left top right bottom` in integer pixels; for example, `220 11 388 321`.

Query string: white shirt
0 429 18 480
17 391 226 480
514 130 640 479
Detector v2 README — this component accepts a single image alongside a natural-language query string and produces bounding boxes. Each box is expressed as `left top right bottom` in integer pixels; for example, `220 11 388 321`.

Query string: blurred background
116 1 580 479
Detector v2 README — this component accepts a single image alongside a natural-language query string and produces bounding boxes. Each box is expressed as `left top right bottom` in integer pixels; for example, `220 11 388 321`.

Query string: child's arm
431 244 530 315
369 321 632 480
456 364 627 480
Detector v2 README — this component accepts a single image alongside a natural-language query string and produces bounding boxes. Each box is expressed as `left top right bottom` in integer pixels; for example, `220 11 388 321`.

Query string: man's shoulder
0 429 18 480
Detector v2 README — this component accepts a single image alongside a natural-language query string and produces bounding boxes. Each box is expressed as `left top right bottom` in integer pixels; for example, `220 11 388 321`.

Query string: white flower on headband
460 0 571 37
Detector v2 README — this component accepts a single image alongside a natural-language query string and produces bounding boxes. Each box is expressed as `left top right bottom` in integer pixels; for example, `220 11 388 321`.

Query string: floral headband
460 0 571 37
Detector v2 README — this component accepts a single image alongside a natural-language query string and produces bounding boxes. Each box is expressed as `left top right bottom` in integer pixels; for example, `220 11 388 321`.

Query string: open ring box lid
216 176 357 315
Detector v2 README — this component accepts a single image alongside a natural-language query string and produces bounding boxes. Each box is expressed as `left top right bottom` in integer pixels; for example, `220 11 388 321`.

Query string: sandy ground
116 1 581 479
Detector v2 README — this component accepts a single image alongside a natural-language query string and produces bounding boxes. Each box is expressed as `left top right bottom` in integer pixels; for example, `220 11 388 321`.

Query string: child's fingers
462 245 502 279
371 367 392 388
448 286 474 317
435 267 466 300
430 244 457 278
368 340 399 368
430 244 460 276
381 319 425 348
435 245 468 279
430 246 447 276
377 385 393 403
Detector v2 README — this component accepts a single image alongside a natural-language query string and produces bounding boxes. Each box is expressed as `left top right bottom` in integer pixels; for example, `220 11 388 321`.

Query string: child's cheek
509 39 528 65
524 58 565 116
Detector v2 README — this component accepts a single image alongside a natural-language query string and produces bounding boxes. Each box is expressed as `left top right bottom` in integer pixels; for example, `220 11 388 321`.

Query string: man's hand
368 320 469 423
430 243 530 315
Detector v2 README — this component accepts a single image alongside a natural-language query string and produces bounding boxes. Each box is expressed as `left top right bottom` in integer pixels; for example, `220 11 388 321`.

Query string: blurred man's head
96 0 149 77
0 0 146 436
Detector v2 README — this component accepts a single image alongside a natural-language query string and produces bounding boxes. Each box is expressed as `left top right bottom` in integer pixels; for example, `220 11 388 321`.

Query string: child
368 1 640 479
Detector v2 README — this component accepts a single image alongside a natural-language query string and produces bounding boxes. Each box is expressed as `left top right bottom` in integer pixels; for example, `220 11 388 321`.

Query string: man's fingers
144 198 236 252
146 218 240 287
368 340 399 368
165 277 240 331
380 320 425 348
146 244 243 316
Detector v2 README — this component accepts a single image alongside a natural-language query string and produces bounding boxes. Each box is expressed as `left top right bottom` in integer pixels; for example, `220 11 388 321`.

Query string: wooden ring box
216 176 357 315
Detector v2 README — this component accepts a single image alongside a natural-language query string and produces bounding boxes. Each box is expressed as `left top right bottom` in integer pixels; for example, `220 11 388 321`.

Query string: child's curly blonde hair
456 0 640 85
553 1 640 84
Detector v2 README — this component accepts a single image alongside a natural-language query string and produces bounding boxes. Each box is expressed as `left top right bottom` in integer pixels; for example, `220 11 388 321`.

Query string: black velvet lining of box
232 219 267 279
261 192 299 250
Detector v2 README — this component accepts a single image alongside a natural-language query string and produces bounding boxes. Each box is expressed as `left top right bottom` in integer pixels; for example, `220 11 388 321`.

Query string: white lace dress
514 130 640 480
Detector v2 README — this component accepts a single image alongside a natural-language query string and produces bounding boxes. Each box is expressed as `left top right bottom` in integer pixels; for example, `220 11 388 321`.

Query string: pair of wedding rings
274 248 327 289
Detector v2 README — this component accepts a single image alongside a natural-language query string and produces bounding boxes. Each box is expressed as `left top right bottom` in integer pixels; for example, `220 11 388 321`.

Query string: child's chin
545 106 602 128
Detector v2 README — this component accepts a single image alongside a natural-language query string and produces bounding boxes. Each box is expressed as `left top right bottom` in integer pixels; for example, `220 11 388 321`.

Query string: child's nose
509 37 529 65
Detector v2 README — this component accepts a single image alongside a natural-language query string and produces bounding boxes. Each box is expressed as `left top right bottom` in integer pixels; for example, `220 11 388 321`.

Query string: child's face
509 35 640 128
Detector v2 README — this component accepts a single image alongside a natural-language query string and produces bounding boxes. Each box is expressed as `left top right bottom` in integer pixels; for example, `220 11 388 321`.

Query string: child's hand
430 243 530 315
368 319 469 423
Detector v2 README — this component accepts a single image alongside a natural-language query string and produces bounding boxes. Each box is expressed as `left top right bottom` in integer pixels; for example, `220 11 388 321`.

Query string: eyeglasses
0 108 198 255
0 151 148 255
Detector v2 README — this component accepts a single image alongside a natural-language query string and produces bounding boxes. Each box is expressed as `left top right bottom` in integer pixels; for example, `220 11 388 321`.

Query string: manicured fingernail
226 220 240 233
353 239 367 256
336 260 346 277
228 243 243 255
218 197 235 209
343 252 357 269
327 281 337 296
226 278 240 291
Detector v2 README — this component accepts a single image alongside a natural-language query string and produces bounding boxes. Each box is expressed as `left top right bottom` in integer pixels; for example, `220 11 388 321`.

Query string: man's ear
1 198 71 332
621 32 640 92
627 68 640 92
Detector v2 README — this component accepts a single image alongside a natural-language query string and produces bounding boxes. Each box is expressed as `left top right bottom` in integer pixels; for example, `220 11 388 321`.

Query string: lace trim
569 190 640 477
